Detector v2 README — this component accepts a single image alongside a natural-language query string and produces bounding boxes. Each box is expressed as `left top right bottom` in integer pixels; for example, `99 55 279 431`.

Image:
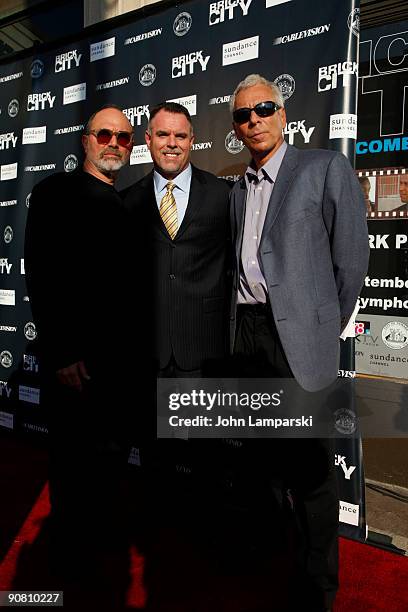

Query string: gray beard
96 156 125 173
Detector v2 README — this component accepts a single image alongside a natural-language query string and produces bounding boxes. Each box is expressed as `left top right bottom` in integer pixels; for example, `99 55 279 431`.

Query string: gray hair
230 74 284 113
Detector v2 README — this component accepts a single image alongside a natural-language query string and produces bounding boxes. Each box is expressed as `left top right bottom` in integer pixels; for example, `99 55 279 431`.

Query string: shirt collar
245 140 287 186
154 164 192 193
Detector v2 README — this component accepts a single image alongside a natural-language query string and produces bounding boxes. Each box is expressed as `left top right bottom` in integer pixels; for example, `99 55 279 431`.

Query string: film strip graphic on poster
357 168 408 219
0 0 365 538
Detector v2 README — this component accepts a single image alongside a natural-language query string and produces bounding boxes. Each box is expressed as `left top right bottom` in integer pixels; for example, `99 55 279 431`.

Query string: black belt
237 302 271 314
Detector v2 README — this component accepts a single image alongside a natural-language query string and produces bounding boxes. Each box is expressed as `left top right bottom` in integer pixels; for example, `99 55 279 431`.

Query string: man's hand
56 361 91 392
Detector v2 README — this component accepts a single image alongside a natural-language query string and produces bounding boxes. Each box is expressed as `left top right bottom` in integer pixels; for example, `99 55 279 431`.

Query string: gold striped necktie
160 181 178 239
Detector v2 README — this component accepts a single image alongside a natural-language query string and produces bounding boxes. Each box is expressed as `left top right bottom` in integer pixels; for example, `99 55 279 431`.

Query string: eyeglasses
88 128 133 147
232 101 281 125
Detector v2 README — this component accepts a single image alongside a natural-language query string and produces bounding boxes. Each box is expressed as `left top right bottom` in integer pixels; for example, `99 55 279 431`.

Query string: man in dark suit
122 102 231 512
123 102 231 377
24 105 134 577
229 74 369 611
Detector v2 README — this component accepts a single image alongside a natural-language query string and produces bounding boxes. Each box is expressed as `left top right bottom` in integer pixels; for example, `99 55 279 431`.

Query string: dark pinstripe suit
123 165 231 372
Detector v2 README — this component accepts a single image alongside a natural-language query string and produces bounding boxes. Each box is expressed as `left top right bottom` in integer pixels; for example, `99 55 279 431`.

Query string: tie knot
166 181 175 192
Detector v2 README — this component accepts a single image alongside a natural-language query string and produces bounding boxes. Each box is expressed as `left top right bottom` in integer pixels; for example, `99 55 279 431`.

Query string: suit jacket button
169 274 176 280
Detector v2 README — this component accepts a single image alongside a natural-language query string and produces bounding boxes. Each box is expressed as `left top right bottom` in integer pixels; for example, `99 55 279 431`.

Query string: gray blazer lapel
260 145 299 243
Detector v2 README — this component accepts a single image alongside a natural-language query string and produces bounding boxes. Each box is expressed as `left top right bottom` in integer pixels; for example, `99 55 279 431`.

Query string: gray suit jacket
230 144 369 391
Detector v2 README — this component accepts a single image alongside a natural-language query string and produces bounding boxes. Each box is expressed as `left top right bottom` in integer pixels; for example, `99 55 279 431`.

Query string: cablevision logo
0 71 23 84
209 94 231 105
125 28 162 45
273 23 330 45
24 164 56 172
96 77 129 91
54 124 84 136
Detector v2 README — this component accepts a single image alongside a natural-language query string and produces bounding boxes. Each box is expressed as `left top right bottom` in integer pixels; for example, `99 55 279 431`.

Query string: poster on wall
356 314 408 377
356 20 408 380
355 216 408 376
357 20 408 170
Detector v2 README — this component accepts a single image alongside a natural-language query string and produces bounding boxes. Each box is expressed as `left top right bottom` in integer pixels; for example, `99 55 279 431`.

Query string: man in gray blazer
229 74 369 611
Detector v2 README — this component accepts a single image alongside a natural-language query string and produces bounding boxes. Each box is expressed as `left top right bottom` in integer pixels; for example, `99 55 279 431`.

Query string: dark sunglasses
233 101 281 125
89 128 133 147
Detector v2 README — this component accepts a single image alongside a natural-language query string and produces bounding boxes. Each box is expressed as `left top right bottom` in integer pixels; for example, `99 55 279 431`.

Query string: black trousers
44 370 133 568
233 303 339 610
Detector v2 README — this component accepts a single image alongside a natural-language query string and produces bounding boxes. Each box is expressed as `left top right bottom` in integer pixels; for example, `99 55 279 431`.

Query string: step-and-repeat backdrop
0 0 365 539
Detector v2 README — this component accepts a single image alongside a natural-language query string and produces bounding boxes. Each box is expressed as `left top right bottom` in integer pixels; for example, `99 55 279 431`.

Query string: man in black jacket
24 105 134 575
123 102 231 377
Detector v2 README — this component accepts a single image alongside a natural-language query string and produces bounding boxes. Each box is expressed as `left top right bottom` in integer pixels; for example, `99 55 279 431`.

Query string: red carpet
0 482 407 611
336 538 408 612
